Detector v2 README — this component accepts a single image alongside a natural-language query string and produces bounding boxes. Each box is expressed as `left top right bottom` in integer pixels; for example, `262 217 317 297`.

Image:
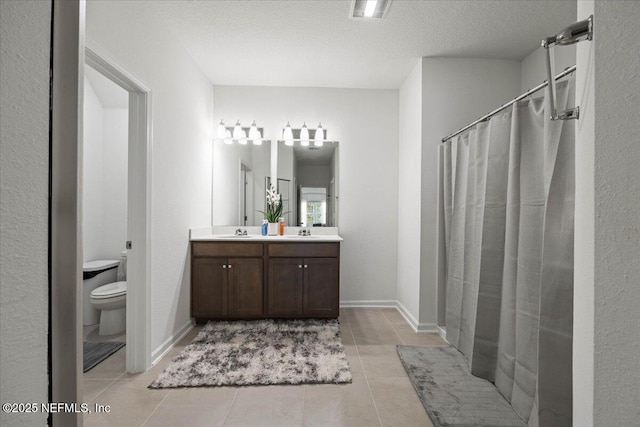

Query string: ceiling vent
350 0 392 19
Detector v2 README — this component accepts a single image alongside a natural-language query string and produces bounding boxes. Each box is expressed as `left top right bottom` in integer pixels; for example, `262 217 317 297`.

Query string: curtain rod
441 65 576 143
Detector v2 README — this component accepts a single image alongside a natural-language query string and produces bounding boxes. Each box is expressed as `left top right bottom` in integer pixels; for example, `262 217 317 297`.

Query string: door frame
84 42 152 372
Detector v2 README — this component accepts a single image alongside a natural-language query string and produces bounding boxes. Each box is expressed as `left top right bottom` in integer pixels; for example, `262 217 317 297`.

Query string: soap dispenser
261 219 268 236
279 217 285 236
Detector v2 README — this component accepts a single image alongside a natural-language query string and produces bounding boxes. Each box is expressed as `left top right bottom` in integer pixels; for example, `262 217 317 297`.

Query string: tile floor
83 324 126 344
83 308 447 426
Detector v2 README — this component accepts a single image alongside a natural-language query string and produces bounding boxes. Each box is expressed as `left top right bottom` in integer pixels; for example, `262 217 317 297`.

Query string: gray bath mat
396 345 526 427
149 319 352 388
83 341 125 372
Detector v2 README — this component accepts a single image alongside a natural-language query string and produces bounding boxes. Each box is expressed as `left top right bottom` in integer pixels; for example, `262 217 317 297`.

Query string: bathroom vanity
190 234 342 323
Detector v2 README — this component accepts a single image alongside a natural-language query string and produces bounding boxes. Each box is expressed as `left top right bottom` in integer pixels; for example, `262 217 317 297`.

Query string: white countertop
189 226 342 242
191 234 342 242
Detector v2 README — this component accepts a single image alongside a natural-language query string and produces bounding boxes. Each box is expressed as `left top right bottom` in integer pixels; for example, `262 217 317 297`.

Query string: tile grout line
83 378 119 404
140 389 171 426
387 311 407 346
221 388 240 426
348 314 383 427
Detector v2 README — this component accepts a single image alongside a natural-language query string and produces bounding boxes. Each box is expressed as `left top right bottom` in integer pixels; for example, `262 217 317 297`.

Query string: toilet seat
91 281 127 299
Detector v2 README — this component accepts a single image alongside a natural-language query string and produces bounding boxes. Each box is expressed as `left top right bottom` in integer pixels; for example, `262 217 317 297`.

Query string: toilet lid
83 259 120 272
91 281 127 299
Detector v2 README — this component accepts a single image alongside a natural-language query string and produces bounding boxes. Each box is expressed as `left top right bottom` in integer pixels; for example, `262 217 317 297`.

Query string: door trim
85 41 152 372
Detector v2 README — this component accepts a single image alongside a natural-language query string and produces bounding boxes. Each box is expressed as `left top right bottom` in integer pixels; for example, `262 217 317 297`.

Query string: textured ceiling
152 0 576 89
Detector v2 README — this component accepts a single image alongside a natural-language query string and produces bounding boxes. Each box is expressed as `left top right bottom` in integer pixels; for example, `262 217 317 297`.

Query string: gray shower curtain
440 77 575 426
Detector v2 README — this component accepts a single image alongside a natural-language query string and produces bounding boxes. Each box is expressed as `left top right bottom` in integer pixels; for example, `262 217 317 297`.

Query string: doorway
83 44 151 373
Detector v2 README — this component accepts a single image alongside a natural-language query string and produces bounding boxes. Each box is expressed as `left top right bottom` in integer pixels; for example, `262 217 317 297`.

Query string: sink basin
284 235 320 238
216 235 255 238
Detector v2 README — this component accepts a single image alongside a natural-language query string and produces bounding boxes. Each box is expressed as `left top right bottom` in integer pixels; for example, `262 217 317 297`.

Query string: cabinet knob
304 265 308 269
228 265 232 268
298 265 302 269
223 265 227 269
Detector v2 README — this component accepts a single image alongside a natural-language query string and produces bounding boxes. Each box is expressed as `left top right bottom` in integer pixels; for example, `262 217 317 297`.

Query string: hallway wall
0 1 51 426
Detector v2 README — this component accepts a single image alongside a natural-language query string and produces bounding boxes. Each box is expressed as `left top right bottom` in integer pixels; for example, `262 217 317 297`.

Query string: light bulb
249 120 260 140
283 122 294 146
314 123 324 147
238 129 247 145
217 119 226 139
253 138 262 146
300 122 309 147
224 129 232 144
232 120 243 139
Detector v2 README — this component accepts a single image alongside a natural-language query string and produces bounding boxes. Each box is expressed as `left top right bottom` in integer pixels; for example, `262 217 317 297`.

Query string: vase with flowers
258 184 284 236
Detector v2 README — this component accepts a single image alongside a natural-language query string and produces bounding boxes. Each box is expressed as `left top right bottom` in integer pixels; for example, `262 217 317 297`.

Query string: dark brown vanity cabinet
267 243 340 318
191 240 340 321
191 243 264 321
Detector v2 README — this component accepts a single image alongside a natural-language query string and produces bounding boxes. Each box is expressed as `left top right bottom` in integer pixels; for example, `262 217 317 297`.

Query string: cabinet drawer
192 242 263 257
268 243 339 258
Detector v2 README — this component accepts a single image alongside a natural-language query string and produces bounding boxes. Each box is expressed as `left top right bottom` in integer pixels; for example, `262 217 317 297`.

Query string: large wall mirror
212 140 271 226
277 141 339 227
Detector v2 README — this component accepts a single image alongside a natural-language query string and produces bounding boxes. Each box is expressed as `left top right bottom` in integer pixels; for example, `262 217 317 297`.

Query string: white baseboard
340 300 397 308
151 320 193 366
437 325 448 342
341 300 438 333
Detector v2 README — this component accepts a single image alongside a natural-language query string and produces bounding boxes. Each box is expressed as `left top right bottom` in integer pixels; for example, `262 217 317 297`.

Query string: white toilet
90 281 127 336
82 260 120 326
90 250 128 336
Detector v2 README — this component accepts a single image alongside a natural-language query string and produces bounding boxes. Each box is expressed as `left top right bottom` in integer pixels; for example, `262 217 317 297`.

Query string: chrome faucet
234 228 248 236
298 228 311 236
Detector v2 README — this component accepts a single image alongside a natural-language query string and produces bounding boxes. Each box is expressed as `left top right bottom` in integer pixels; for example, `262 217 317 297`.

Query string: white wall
87 1 214 354
101 108 128 257
520 45 576 93
0 1 50 426
422 58 521 326
575 1 640 425
397 60 423 323
82 77 128 262
214 86 399 303
83 78 106 262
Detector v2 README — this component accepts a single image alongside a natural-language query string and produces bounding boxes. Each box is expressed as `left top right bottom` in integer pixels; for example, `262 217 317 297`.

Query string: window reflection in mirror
212 140 271 226
277 141 339 227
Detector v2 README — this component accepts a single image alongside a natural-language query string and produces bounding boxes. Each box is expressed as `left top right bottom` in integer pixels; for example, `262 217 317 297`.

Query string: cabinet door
268 258 303 316
192 258 227 318
303 258 339 317
228 258 263 317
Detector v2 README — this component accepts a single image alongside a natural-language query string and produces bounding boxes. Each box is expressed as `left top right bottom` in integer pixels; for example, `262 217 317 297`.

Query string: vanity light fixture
314 123 324 147
300 122 310 147
283 122 294 146
214 119 267 145
277 123 332 146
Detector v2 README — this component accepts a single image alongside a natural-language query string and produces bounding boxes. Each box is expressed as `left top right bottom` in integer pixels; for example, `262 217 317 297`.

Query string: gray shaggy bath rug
148 319 352 388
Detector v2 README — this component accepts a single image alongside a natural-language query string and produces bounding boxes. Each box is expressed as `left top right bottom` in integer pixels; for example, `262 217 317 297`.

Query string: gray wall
0 1 51 426
421 58 521 328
